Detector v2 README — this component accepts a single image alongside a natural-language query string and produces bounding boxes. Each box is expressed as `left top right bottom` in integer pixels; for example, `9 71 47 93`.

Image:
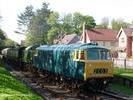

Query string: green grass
0 62 43 100
114 67 133 79
110 83 133 96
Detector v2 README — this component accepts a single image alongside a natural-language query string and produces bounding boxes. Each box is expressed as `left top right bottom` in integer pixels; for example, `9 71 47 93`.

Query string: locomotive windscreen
87 48 111 60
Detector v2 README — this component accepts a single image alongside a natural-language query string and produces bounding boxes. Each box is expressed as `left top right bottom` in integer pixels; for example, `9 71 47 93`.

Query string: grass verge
0 62 43 100
110 83 133 96
114 67 133 79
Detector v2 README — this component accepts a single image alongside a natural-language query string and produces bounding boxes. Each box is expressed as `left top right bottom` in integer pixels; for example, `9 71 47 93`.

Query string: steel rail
98 90 130 100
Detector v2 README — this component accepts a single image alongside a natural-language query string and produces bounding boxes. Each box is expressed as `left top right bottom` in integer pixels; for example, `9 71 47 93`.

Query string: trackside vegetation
114 67 133 79
0 63 43 100
110 83 133 96
111 67 133 96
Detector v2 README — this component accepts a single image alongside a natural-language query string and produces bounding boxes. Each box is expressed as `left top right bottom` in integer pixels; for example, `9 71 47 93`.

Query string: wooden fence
113 58 133 69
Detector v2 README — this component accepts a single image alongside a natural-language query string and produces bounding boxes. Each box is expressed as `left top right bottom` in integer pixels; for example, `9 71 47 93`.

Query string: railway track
4 62 133 100
98 90 131 100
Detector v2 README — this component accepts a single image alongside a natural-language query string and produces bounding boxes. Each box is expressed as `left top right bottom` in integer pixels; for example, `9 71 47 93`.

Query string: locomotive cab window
100 50 111 60
73 50 86 60
87 48 111 60
78 50 85 60
74 50 79 59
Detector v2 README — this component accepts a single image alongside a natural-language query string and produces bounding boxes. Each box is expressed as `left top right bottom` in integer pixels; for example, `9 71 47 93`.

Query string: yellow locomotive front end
84 48 113 81
84 60 113 81
73 47 113 81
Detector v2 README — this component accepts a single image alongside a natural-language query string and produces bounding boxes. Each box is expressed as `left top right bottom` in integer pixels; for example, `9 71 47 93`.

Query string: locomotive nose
84 61 113 81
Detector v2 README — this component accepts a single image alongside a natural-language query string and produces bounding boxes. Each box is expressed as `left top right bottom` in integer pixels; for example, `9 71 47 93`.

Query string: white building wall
105 42 110 47
118 31 127 47
86 34 91 43
117 30 127 58
118 52 126 58
91 40 117 48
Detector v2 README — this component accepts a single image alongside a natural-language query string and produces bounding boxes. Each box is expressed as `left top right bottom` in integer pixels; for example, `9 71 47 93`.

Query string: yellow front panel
84 60 113 81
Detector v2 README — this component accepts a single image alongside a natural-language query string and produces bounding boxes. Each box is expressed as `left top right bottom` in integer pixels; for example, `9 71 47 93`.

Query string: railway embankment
0 61 43 100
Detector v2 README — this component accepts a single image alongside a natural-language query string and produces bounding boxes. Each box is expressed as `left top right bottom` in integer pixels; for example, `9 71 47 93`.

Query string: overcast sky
0 0 133 43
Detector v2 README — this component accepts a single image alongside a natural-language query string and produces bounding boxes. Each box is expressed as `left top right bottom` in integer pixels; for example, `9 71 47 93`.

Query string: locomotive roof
36 43 108 51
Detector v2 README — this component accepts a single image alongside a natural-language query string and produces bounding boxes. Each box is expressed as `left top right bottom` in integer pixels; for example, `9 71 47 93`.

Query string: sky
0 0 133 44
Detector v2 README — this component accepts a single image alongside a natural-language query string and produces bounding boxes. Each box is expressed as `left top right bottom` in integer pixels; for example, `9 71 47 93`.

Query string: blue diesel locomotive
33 43 113 89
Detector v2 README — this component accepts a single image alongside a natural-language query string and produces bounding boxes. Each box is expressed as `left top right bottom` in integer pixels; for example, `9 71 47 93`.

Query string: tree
25 32 36 46
62 13 73 34
4 39 17 47
96 17 109 28
0 29 5 40
83 15 96 29
26 2 51 46
62 12 96 35
17 5 34 33
47 28 59 44
72 12 83 34
47 12 61 44
111 18 129 31
47 12 96 44
73 12 96 34
0 29 6 47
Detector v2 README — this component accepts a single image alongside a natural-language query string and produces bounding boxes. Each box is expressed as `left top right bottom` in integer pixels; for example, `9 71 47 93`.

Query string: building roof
54 34 79 44
117 28 133 38
123 28 133 36
85 28 117 41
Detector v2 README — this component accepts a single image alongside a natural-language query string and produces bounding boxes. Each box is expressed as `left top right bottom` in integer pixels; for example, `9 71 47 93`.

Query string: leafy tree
26 2 51 46
47 28 59 44
0 30 15 48
62 13 73 34
48 12 60 26
18 3 96 45
47 12 61 44
4 39 17 47
0 16 16 47
73 12 96 34
72 12 83 34
25 32 36 46
47 12 96 43
17 5 34 33
0 31 5 47
111 18 129 31
0 16 5 47
83 15 96 29
96 17 109 28
62 12 96 35
0 29 5 40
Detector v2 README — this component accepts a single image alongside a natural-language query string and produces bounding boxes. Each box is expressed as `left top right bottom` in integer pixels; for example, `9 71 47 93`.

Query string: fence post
124 58 126 69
